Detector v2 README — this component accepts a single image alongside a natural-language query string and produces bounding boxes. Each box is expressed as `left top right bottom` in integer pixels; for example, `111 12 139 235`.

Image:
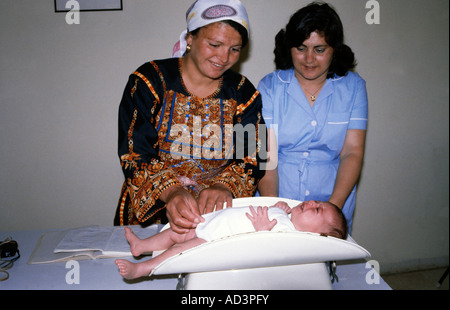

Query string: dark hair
189 20 249 48
274 2 356 77
322 204 348 239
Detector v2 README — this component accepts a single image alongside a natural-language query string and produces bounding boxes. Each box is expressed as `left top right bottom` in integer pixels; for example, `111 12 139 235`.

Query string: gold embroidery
131 78 138 98
150 61 166 92
128 109 138 153
237 90 259 115
133 71 159 103
157 91 236 160
119 60 261 225
237 76 246 90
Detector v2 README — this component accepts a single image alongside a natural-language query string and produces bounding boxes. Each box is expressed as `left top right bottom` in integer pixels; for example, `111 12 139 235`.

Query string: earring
186 45 191 53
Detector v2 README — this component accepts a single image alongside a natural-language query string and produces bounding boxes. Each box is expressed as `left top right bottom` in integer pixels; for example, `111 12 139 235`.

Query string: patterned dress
115 58 265 226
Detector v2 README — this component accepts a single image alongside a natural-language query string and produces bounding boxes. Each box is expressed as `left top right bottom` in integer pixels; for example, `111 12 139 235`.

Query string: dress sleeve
118 69 181 223
212 78 267 198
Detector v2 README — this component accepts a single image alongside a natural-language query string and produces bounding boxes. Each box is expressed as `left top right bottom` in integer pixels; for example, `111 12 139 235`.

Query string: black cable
0 237 20 282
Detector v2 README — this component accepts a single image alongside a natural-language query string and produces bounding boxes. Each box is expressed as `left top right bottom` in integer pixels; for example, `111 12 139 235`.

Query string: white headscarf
172 0 250 57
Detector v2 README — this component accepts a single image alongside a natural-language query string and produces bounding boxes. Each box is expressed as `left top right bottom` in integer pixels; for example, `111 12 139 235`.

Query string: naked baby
115 200 348 279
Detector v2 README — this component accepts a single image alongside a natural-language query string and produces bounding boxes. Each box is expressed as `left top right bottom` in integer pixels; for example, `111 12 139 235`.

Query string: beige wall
0 0 448 273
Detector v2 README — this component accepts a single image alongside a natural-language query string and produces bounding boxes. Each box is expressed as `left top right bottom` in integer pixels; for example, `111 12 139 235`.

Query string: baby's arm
270 201 291 214
246 206 277 231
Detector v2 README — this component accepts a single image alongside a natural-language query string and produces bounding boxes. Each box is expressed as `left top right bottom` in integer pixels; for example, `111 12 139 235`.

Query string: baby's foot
115 259 152 280
124 227 145 256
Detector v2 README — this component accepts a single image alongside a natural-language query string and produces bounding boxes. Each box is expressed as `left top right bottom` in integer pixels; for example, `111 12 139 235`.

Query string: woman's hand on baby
164 186 204 234
246 206 277 231
198 183 233 215
271 201 291 214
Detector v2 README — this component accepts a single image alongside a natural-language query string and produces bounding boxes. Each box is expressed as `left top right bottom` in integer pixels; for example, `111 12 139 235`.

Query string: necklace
306 84 323 102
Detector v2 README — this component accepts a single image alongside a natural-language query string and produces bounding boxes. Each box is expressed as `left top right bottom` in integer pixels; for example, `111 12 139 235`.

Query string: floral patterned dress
115 58 265 226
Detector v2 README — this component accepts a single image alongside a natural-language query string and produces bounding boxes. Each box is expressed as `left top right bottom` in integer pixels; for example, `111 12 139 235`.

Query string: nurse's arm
329 129 366 209
257 168 279 197
257 128 279 196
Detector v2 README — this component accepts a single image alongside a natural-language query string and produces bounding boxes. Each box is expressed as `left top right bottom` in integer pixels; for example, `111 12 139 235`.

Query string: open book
28 225 163 264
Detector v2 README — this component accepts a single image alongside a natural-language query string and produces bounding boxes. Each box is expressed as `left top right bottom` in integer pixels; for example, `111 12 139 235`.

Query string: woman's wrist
159 185 186 203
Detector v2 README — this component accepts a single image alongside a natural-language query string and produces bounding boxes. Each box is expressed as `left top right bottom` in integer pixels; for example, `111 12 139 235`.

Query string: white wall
0 0 448 274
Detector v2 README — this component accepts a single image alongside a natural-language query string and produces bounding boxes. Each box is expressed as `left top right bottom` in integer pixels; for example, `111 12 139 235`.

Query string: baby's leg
125 226 195 256
115 237 206 280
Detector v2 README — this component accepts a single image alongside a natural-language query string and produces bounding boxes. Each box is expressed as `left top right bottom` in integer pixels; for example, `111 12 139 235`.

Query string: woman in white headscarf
115 0 266 233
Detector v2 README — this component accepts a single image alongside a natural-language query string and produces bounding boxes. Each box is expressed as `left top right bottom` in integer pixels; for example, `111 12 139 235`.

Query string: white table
0 228 391 291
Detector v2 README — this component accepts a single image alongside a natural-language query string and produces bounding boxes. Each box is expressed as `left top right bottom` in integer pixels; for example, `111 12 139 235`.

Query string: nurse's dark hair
274 2 356 77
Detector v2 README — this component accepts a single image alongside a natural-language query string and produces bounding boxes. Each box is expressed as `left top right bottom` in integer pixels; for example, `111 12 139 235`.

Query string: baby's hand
246 206 277 232
271 201 291 214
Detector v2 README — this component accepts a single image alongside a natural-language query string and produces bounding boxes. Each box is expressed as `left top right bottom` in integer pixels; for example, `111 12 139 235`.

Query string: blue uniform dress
258 69 368 232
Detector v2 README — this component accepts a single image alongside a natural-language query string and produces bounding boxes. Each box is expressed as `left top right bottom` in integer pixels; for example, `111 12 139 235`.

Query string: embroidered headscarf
172 0 250 57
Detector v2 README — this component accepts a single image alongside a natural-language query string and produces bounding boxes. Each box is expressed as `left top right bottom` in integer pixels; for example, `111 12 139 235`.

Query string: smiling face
290 31 334 82
290 200 342 235
185 22 243 81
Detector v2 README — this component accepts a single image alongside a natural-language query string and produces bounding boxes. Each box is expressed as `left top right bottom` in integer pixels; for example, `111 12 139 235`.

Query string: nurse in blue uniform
257 3 368 233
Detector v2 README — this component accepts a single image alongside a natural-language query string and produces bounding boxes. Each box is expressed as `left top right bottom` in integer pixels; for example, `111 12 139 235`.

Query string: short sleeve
348 76 368 130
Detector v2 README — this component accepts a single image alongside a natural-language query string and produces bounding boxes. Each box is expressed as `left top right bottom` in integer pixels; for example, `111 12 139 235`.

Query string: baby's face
290 200 338 234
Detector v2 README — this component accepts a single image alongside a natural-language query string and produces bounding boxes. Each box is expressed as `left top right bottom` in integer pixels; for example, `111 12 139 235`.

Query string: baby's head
290 201 348 239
